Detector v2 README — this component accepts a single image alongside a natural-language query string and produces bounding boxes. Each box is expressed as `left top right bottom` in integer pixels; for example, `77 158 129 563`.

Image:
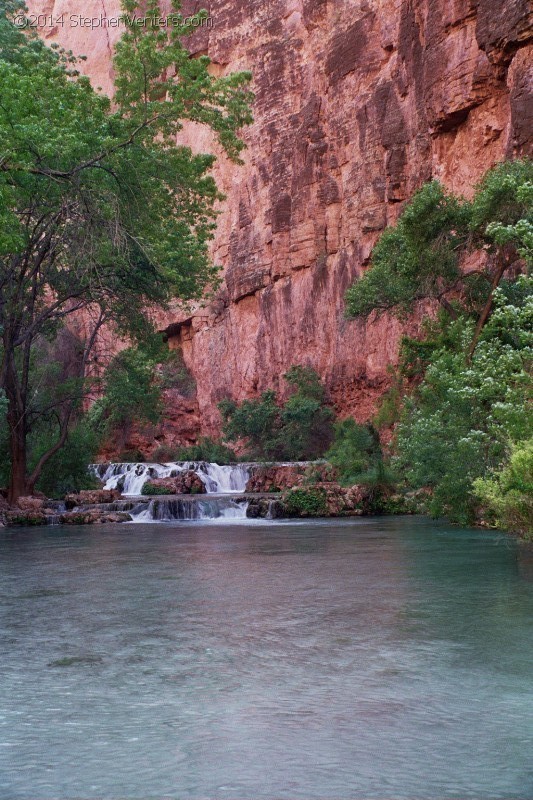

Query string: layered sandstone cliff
28 0 532 444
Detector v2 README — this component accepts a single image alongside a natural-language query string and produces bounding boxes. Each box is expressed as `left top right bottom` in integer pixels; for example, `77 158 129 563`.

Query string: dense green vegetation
325 418 384 485
219 366 335 461
141 482 175 496
283 487 328 517
0 0 252 501
345 159 532 533
395 279 532 524
474 439 532 540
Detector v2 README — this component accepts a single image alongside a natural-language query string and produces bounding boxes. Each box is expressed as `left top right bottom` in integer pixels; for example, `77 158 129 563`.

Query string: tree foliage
89 345 163 450
346 181 470 317
0 1 252 500
326 418 383 485
394 277 532 524
344 161 532 533
219 366 334 461
474 439 533 540
345 160 532 347
174 437 237 464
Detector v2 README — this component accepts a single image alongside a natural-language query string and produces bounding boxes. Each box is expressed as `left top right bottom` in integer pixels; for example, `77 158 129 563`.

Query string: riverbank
1 460 529 540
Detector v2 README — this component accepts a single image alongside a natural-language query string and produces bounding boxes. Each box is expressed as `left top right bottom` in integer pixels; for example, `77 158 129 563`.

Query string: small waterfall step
67 492 278 523
130 495 250 522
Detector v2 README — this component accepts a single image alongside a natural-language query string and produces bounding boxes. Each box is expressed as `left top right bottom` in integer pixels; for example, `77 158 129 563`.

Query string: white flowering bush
395 277 532 524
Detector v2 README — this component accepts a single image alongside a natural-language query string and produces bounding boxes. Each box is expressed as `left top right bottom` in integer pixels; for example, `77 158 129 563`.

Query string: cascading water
90 462 252 522
130 498 250 523
91 461 250 497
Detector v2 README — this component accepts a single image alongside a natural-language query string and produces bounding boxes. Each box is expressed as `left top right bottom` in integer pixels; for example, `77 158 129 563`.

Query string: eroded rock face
27 0 533 440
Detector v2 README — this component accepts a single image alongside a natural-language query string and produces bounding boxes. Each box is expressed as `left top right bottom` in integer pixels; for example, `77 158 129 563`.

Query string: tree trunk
3 347 31 504
6 397 30 505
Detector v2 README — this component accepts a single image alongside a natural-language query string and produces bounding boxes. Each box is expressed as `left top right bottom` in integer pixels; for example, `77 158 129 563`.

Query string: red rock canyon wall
28 0 532 444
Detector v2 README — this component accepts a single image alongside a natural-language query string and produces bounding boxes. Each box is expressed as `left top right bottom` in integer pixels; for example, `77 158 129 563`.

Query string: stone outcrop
142 471 207 495
64 489 121 509
174 470 207 494
27 0 533 443
245 464 305 493
245 462 337 492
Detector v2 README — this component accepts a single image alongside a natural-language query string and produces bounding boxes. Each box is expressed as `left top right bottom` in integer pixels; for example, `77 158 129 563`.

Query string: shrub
141 482 175 496
283 488 328 516
474 439 533 539
152 445 179 462
118 449 146 463
303 463 337 484
176 437 237 464
219 390 282 460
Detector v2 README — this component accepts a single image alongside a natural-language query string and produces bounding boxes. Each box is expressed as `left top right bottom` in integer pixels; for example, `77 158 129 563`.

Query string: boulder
142 471 206 495
17 496 45 512
5 510 47 526
246 498 285 519
245 465 306 493
141 478 176 496
174 470 206 494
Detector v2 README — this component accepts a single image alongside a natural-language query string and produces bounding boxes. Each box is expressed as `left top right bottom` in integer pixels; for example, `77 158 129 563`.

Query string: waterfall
91 461 250 496
195 462 251 493
130 497 249 522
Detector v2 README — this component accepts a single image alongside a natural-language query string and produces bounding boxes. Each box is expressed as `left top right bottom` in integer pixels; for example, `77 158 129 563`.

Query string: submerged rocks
61 510 132 525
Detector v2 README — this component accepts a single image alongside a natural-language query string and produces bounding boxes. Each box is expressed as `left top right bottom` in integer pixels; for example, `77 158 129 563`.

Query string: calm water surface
0 516 532 799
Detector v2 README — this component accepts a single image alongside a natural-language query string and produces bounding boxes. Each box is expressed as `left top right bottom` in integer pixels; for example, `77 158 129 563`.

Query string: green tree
175 437 237 464
0 1 252 501
395 277 532 524
219 390 282 460
89 345 163 452
32 420 101 497
326 418 383 485
280 366 334 459
345 160 532 359
219 366 334 460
